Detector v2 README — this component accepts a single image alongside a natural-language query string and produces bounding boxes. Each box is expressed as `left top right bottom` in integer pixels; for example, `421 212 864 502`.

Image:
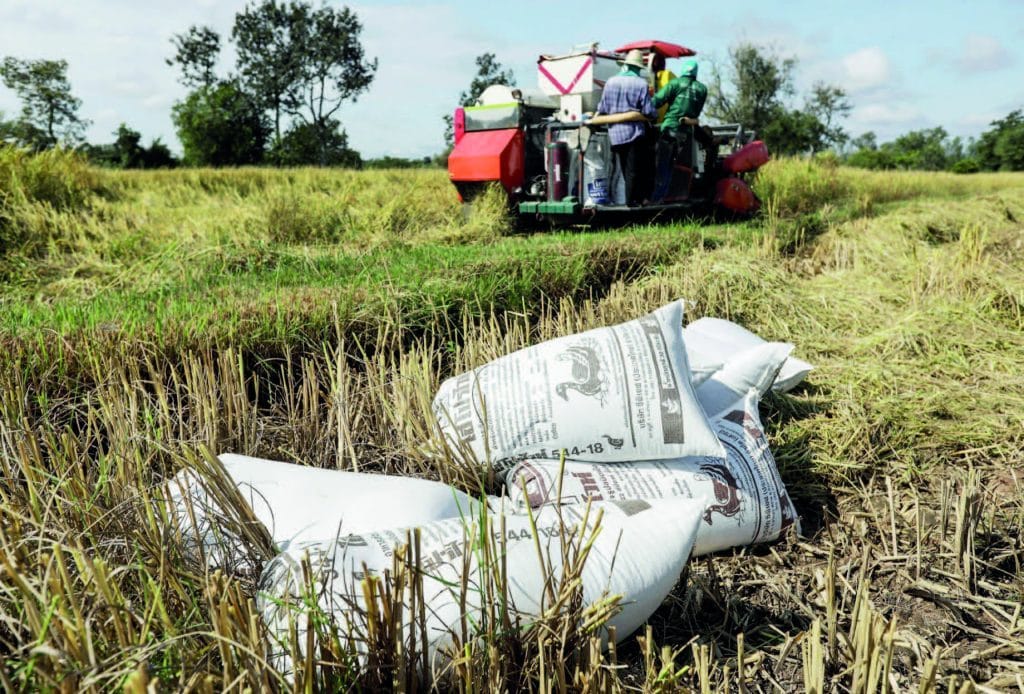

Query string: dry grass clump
104 165 470 250
0 146 103 210
0 146 107 261
755 156 1024 221
0 160 488 296
755 156 854 219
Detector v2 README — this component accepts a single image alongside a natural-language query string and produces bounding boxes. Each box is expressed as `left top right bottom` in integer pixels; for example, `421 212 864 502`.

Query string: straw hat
619 49 645 69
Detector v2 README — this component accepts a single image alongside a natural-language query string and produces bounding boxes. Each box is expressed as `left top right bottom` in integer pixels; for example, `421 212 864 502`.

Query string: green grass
3 153 1021 364
1 148 1024 691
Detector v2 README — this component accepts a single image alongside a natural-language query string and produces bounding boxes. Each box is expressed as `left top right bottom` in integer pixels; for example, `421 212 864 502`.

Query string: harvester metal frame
447 40 768 227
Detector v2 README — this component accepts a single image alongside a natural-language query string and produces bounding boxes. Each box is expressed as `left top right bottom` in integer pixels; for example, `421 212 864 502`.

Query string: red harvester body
448 39 768 223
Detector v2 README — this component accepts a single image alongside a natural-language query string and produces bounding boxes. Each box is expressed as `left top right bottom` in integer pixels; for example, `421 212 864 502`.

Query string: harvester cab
447 40 770 224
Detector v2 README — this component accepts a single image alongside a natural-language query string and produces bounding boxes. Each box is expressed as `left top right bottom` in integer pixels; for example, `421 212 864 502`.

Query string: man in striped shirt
593 49 656 206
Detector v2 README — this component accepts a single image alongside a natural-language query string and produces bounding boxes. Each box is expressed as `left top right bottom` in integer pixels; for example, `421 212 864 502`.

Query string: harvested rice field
1 148 1023 691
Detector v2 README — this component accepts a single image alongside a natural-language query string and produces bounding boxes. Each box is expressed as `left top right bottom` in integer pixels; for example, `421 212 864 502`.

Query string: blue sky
1 0 1022 158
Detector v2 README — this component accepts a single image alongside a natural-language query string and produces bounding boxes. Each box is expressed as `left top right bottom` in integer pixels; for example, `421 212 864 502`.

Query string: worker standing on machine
593 49 656 206
651 53 676 125
651 58 707 202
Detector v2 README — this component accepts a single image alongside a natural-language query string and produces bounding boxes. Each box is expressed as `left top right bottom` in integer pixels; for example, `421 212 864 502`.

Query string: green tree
805 82 851 149
707 44 795 135
889 128 951 170
973 109 1024 171
845 127 965 171
443 53 516 147
845 131 889 168
950 157 981 174
269 118 361 167
846 146 890 169
761 108 826 156
0 110 21 143
364 155 433 169
141 140 177 169
994 126 1024 170
172 80 269 166
166 26 221 89
287 4 377 164
83 124 178 169
232 1 306 144
112 123 145 168
849 131 878 152
167 3 375 166
706 44 848 155
0 57 87 149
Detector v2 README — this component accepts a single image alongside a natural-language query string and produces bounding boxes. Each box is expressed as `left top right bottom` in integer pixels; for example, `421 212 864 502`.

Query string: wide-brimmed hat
619 49 645 69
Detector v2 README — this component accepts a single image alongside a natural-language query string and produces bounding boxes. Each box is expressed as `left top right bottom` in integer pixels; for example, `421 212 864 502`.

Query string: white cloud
840 47 892 93
956 34 1014 73
844 102 928 143
342 3 548 157
0 0 243 150
958 112 1002 128
143 93 175 110
850 102 922 127
843 102 925 142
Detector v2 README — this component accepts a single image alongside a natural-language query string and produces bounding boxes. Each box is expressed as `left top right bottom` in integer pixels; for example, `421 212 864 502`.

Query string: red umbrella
614 40 696 58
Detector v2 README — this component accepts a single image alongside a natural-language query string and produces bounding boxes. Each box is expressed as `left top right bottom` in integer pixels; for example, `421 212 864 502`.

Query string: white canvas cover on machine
432 300 723 470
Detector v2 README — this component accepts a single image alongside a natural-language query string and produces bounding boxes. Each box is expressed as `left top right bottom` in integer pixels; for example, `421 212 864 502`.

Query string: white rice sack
695 342 792 420
168 453 479 571
433 300 722 469
258 498 703 674
684 317 813 393
506 390 799 556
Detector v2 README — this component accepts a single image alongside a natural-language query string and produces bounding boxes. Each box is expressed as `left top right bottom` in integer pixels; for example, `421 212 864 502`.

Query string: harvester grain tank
447 40 769 223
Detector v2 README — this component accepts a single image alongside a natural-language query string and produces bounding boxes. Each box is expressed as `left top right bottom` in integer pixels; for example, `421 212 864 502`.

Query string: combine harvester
448 40 769 225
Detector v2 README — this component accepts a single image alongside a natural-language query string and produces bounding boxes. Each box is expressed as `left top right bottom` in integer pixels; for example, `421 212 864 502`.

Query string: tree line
166 0 376 167
0 0 380 169
701 43 1023 172
455 44 1024 174
2 28 1022 172
845 112 1024 172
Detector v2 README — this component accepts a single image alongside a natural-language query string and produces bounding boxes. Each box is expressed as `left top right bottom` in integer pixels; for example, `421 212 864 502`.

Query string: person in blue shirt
593 49 656 206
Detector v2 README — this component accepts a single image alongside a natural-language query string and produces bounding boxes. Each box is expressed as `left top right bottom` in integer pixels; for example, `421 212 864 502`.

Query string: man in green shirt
651 58 708 201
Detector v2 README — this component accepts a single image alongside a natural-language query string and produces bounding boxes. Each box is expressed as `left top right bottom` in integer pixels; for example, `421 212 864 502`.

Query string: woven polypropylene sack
433 300 722 470
168 454 479 571
695 342 792 419
684 317 812 393
506 387 799 556
257 498 703 676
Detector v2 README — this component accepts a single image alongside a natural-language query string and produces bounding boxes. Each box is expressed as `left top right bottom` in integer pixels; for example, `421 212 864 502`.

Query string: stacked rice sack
167 454 483 574
434 300 809 556
260 498 704 673
168 299 811 679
